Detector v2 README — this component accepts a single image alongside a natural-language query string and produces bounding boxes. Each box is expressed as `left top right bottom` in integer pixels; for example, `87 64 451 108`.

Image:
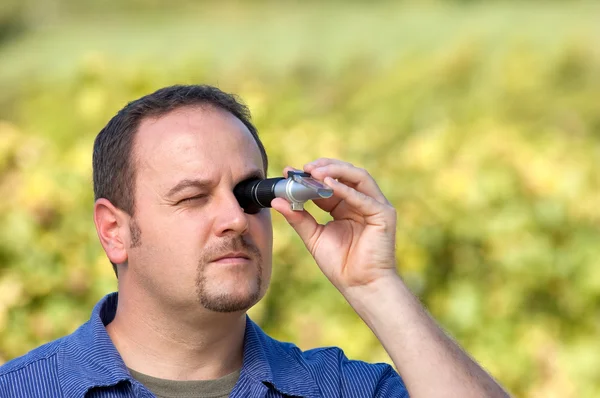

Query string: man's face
125 105 272 313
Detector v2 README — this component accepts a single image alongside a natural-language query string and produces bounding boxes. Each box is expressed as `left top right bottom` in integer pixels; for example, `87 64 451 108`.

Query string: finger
304 158 353 173
309 193 344 214
270 197 321 249
323 176 386 218
308 163 389 205
281 166 296 178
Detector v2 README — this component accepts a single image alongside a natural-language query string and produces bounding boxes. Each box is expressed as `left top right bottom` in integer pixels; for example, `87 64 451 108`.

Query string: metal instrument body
233 171 333 213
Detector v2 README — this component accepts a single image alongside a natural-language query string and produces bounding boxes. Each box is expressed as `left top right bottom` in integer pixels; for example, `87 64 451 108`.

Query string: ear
94 198 130 265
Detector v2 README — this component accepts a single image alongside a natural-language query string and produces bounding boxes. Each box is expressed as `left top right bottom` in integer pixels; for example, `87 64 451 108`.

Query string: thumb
270 198 320 248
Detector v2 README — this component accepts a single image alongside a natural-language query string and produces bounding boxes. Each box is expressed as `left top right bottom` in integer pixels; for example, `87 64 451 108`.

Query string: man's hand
271 157 510 398
270 158 398 295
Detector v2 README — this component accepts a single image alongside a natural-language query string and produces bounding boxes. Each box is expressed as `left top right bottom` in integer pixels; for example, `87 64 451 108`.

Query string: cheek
253 210 273 247
251 212 273 282
144 210 212 254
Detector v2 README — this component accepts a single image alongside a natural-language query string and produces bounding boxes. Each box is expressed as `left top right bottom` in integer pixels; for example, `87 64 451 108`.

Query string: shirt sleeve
301 346 410 397
336 349 410 398
373 364 410 398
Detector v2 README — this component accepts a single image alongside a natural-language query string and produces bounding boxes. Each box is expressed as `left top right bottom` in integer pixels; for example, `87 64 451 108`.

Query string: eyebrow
166 169 265 198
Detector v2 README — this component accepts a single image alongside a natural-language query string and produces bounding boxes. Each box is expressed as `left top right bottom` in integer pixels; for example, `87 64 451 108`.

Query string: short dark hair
92 84 268 276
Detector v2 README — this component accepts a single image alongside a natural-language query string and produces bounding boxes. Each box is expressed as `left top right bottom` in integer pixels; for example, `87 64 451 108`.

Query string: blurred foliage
1 1 600 397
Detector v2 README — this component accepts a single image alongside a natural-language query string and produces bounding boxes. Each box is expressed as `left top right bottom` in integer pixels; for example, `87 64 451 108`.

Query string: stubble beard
195 237 264 313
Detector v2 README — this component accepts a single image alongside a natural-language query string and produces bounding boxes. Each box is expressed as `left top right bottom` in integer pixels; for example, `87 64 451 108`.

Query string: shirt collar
57 293 320 398
57 292 130 397
239 318 321 397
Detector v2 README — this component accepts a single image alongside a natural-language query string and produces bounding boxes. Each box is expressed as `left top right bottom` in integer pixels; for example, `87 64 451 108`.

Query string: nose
213 190 250 237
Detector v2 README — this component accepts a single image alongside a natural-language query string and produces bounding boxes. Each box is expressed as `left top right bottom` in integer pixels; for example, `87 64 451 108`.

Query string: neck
106 287 246 381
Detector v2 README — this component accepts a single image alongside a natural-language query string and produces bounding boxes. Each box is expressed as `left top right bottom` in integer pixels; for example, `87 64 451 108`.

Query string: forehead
133 106 264 188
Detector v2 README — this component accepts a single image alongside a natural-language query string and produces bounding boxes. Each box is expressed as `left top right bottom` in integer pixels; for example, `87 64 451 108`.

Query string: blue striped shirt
0 293 409 397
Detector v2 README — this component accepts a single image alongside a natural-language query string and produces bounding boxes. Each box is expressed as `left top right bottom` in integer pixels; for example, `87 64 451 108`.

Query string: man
0 85 509 397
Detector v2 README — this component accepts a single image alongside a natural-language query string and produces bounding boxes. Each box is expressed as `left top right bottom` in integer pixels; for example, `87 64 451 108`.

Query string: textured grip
255 178 284 207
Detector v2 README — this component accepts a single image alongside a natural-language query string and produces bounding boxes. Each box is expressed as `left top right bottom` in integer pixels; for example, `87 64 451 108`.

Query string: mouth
211 252 252 264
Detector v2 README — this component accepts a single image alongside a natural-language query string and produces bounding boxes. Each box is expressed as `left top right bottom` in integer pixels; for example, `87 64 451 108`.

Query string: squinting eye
179 195 207 204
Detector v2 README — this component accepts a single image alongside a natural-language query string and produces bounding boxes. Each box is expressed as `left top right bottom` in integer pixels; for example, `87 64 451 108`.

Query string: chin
196 275 263 313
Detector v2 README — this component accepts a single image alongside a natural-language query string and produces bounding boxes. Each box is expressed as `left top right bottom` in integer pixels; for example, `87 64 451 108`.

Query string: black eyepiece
233 177 285 214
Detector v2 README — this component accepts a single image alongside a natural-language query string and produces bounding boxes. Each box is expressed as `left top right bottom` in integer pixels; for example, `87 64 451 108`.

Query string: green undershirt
128 368 241 398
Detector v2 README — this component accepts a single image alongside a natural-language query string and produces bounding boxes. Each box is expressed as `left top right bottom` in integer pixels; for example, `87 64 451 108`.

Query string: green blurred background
1 0 599 396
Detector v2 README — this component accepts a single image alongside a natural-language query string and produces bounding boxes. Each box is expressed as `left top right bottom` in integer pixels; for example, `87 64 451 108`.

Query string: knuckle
353 189 368 201
383 204 396 217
